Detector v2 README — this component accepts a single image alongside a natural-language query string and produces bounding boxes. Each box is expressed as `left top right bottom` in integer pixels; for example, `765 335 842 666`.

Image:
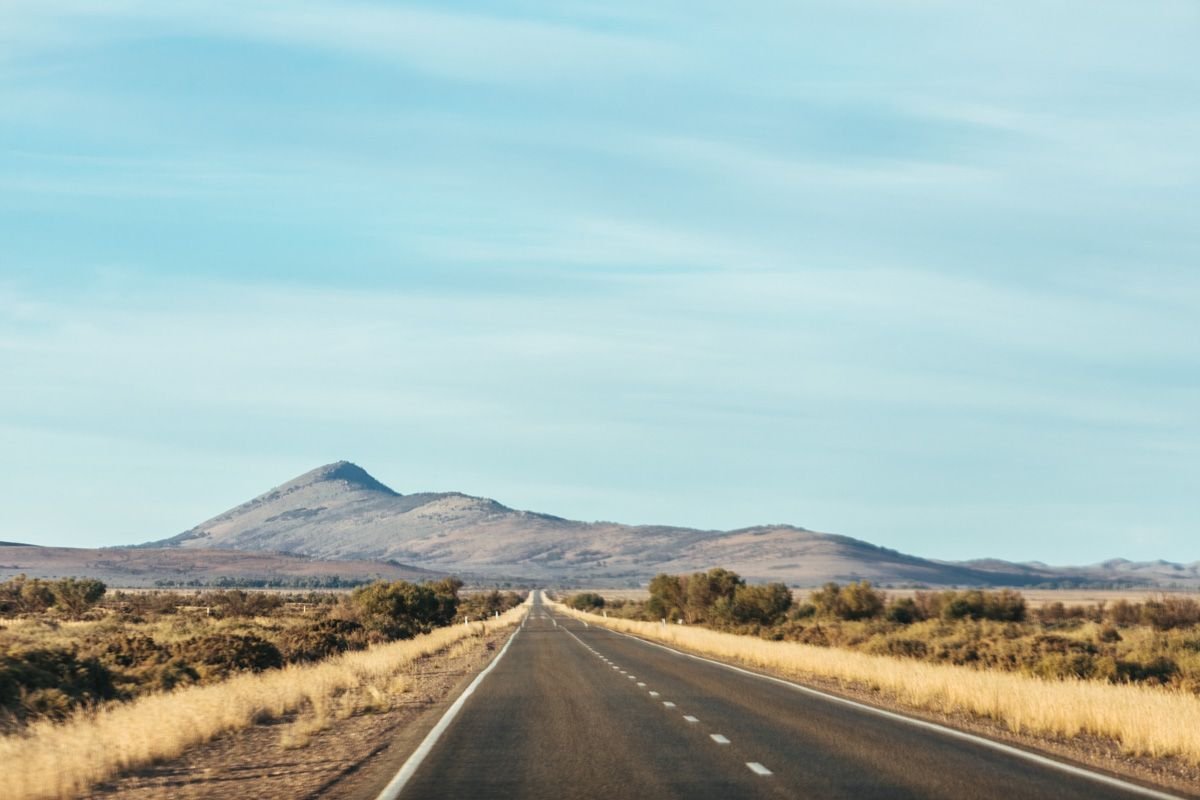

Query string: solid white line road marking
374 618 525 800
596 626 1185 800
747 762 773 776
710 734 731 745
662 701 675 707
683 715 699 723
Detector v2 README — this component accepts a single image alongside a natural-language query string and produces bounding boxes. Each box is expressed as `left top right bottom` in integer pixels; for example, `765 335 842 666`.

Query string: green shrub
350 578 462 640
174 633 283 680
939 590 1026 623
201 589 284 618
1113 656 1179 686
49 578 106 617
0 647 117 722
96 634 169 669
731 583 792 625
1107 599 1141 626
811 581 885 621
1141 597 1200 631
0 576 105 616
885 597 920 624
461 590 525 618
279 619 364 663
647 573 686 621
866 636 929 659
567 593 606 611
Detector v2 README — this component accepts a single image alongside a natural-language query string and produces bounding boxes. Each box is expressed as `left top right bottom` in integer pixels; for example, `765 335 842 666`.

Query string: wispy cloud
0 0 680 83
639 135 997 190
1 0 1197 560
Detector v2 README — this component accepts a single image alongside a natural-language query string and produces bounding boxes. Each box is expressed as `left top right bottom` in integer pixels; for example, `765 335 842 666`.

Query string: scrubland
0 575 526 800
1 576 524 728
559 571 1200 766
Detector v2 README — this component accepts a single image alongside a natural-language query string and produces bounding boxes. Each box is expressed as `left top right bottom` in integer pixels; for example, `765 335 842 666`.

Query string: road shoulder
86 624 520 800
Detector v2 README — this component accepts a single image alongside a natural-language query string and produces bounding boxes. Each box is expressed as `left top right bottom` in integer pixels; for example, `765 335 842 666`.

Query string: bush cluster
566 592 606 611
1 577 525 729
605 572 1200 695
0 576 106 617
459 589 526 620
645 568 792 628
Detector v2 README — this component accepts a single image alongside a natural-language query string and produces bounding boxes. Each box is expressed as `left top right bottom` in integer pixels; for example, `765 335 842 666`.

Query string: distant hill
0 544 439 588
138 461 1200 588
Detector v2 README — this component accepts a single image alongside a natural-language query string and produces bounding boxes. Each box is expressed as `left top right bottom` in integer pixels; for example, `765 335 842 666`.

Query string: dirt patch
85 625 516 800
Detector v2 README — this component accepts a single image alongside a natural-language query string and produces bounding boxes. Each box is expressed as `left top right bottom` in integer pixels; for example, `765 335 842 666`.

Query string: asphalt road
387 593 1179 800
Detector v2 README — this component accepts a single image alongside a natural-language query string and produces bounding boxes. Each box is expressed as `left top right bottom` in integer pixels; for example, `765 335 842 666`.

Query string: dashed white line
637 682 646 687
648 691 660 697
662 701 675 708
592 625 1186 800
746 762 773 776
683 715 699 723
710 734 731 745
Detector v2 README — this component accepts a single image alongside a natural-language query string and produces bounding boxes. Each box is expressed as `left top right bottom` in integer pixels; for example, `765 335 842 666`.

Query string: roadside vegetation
573 570 1200 693
0 574 524 731
559 570 1200 765
0 574 526 800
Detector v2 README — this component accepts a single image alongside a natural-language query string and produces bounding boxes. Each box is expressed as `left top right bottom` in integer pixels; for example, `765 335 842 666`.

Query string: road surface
381 592 1180 800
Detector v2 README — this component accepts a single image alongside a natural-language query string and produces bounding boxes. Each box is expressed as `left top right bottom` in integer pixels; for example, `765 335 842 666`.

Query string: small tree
0 575 55 615
647 573 686 621
49 579 106 617
885 597 921 624
731 582 792 625
684 568 744 623
810 581 884 621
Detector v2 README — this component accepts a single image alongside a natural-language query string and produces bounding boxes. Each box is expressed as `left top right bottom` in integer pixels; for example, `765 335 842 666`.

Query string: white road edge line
747 762 773 776
599 627 1183 800
374 613 526 800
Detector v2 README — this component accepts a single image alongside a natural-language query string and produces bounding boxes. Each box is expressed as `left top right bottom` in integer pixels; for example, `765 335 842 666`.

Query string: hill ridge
136 462 1200 588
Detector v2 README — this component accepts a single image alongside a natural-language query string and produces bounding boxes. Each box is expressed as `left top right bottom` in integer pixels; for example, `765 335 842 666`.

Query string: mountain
141 461 1200 587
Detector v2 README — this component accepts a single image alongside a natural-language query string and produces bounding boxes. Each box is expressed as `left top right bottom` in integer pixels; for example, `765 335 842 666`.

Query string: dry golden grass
552 602 1200 765
0 604 527 800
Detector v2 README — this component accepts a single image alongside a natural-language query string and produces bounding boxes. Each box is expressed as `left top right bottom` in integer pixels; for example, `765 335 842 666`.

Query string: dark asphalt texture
394 594 1174 800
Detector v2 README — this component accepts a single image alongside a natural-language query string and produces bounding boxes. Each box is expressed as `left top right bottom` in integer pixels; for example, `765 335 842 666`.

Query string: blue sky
2 1 1198 563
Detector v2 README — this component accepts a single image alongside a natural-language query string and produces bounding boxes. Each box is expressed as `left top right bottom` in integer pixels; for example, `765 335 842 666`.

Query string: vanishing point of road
369 592 1181 800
